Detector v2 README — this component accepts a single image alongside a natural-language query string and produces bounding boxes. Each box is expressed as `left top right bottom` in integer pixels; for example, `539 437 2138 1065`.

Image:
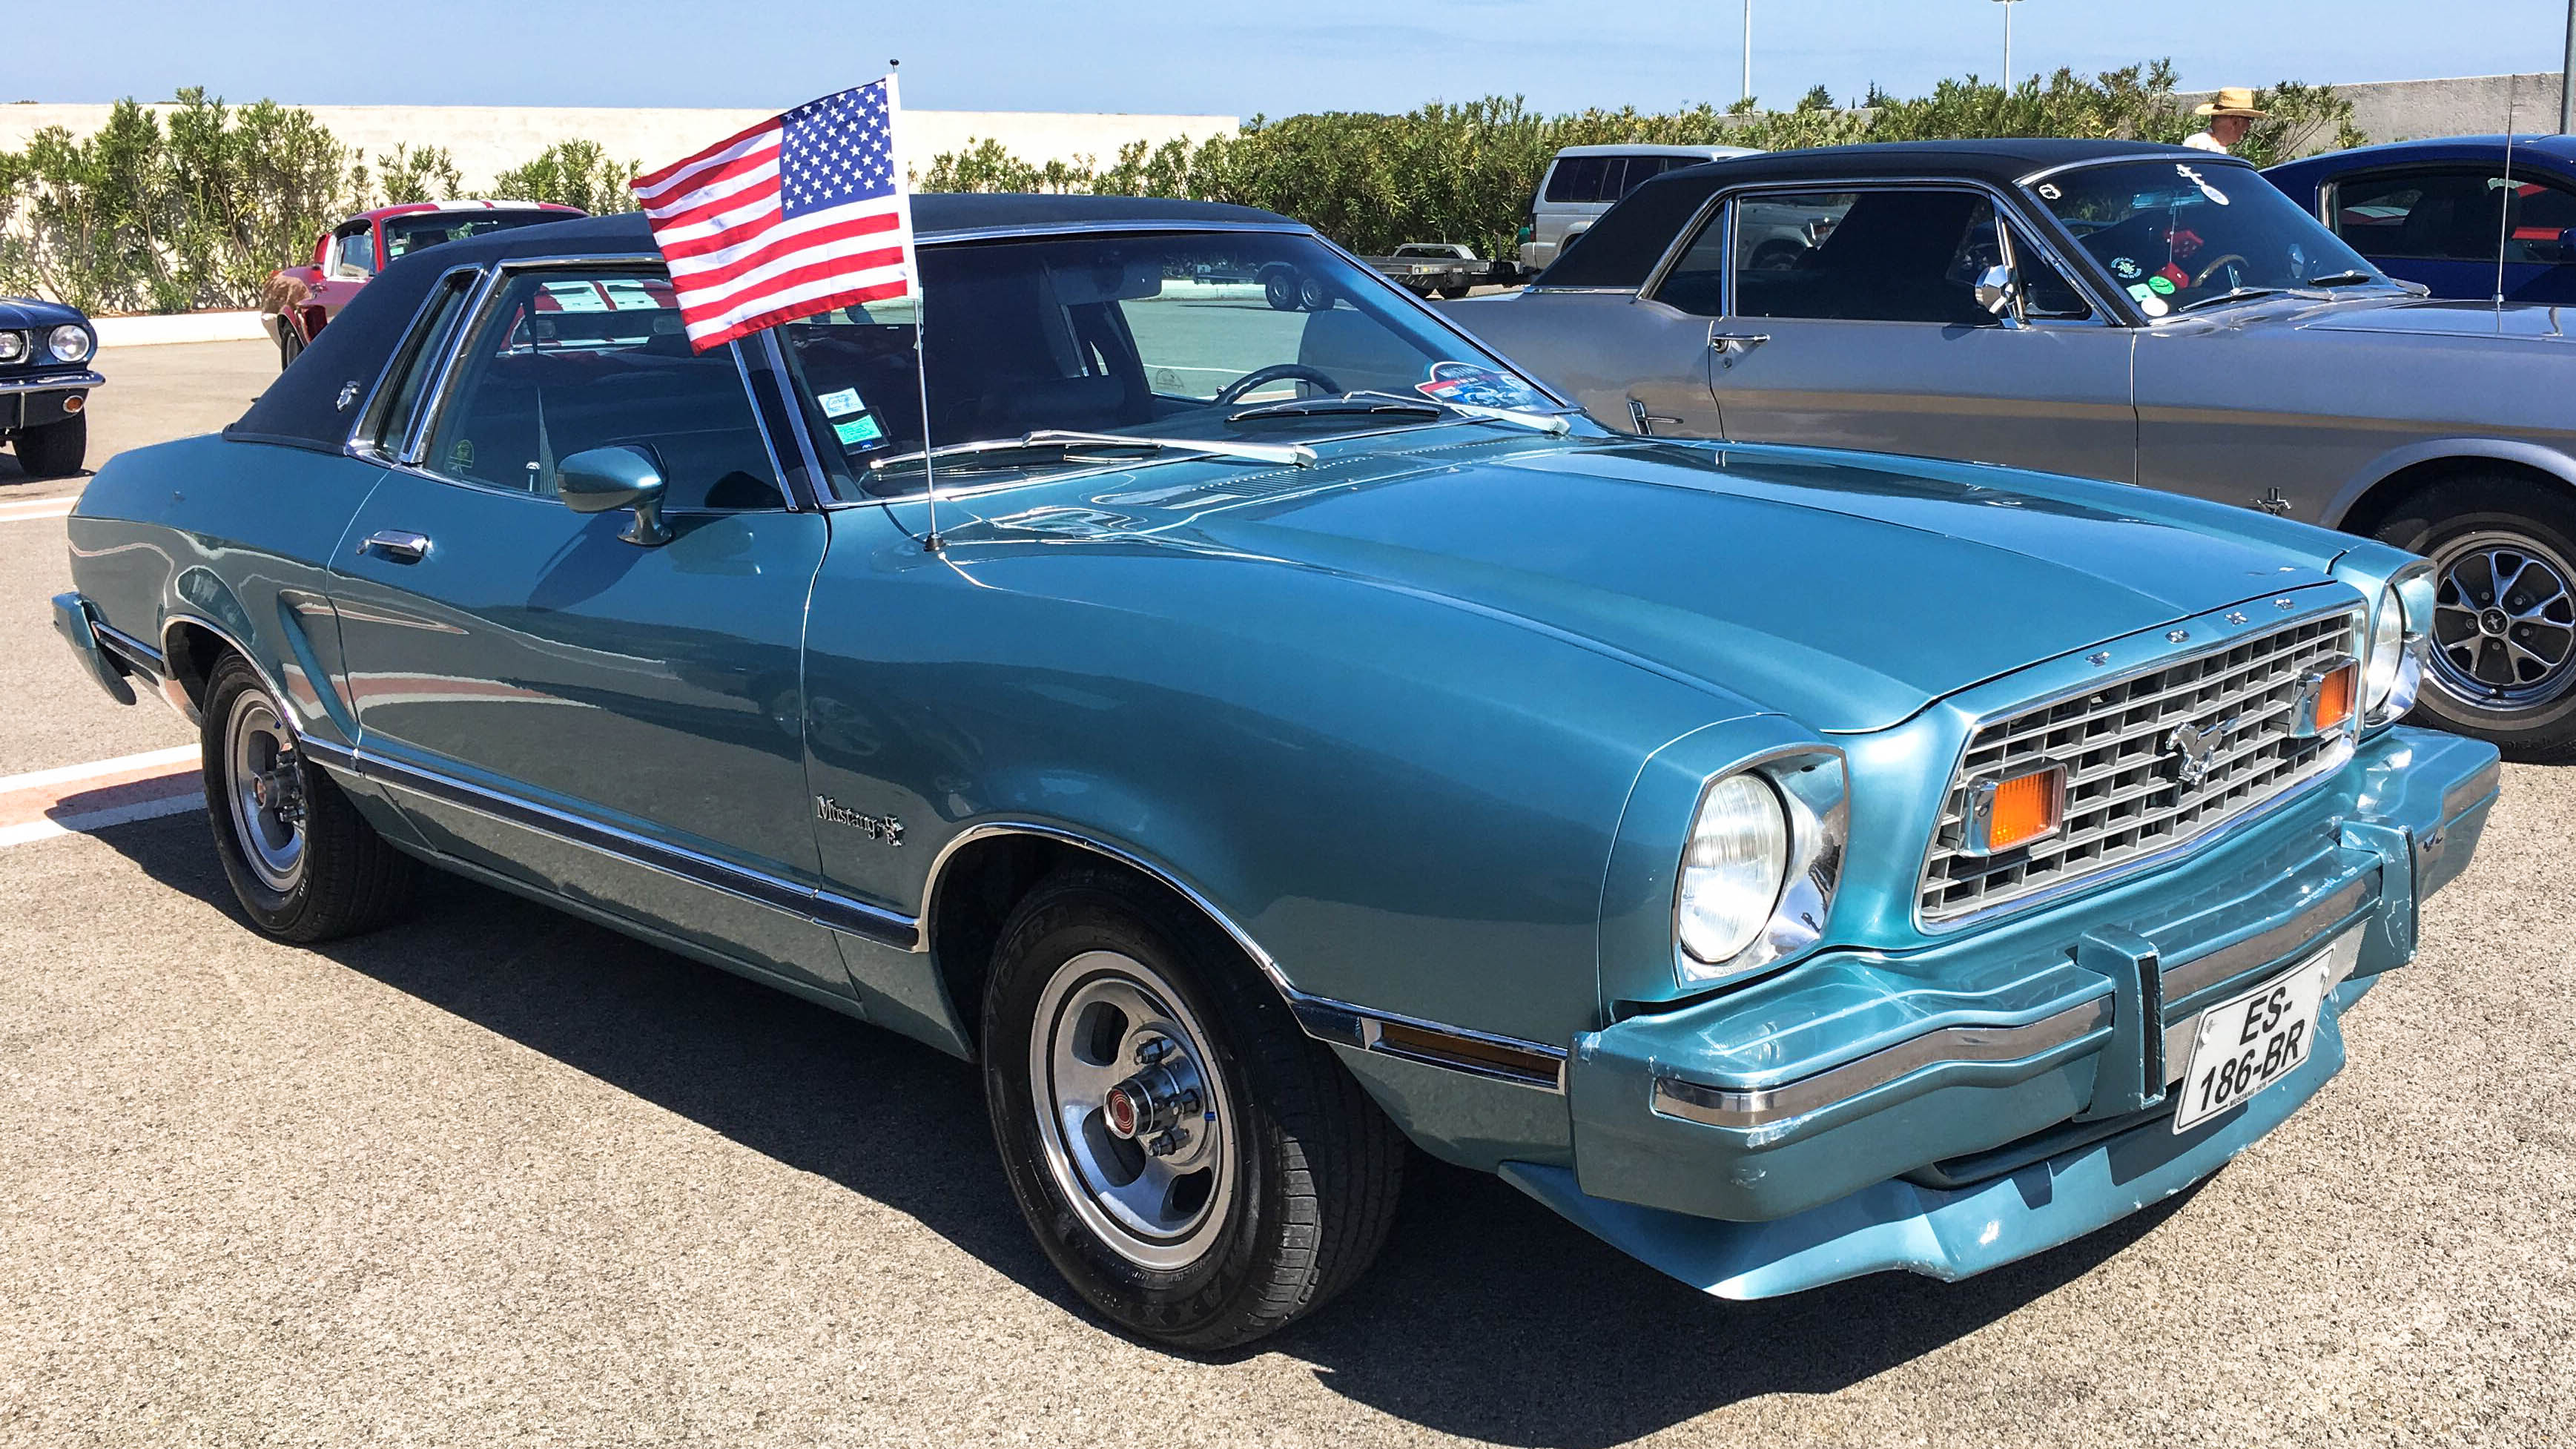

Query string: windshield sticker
1418 361 1552 412
2140 294 2170 317
2176 164 2232 205
833 412 885 447
817 387 868 417
2111 257 2143 280
2127 283 2156 304
2037 182 2062 199
2146 274 2177 296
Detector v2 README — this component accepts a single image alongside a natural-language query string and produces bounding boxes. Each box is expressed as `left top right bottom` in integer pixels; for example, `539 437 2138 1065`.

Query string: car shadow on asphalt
95 812 2196 1446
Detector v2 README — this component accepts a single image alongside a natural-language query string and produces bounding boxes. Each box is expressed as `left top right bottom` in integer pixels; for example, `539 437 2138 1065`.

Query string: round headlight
47 324 93 363
1677 773 1790 968
0 331 24 363
2365 582 2405 710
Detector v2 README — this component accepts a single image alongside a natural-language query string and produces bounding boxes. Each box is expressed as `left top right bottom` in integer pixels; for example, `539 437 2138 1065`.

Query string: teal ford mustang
50 197 2500 1349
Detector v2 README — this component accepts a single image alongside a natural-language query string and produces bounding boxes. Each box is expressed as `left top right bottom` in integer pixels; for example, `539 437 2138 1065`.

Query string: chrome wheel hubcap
1028 951 1233 1270
2428 535 2576 709
225 691 306 893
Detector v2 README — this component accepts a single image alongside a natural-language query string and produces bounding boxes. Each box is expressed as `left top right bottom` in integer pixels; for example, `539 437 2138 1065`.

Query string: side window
421 268 786 511
2007 231 2093 320
1616 156 1677 197
1732 188 2004 326
2334 169 2519 262
363 268 479 457
334 228 375 279
2509 179 2576 264
1651 202 1733 317
1545 156 1608 204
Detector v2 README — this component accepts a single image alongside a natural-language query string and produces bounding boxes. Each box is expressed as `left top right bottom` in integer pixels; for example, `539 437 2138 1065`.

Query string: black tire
1261 270 1298 311
278 327 303 370
2369 472 2576 762
1296 274 1335 312
202 653 419 941
13 412 86 478
982 865 1404 1351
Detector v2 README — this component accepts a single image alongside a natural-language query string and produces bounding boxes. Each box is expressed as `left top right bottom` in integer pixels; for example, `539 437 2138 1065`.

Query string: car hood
0 295 88 331
2207 293 2575 343
979 435 2342 733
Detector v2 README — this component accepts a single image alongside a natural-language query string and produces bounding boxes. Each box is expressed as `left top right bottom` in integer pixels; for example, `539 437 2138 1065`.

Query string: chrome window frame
1632 175 2128 329
347 261 489 464
385 254 807 515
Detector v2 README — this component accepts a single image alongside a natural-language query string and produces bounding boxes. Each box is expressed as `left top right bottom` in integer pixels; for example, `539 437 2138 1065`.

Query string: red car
260 200 585 369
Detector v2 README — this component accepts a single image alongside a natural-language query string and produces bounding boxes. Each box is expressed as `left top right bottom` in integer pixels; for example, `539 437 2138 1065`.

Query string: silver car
1520 144 1760 274
1448 139 2576 760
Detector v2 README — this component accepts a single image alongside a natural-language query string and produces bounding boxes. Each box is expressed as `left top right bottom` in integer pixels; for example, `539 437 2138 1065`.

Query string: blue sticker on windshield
818 387 868 417
833 412 884 446
1418 361 1551 412
2111 257 2143 280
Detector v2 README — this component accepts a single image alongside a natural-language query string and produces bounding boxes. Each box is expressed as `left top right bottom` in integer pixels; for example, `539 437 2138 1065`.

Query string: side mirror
557 444 673 547
1974 263 2019 323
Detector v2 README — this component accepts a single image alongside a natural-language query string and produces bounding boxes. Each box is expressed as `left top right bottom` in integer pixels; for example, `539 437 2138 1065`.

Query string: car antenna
891 57 945 554
2495 75 2519 311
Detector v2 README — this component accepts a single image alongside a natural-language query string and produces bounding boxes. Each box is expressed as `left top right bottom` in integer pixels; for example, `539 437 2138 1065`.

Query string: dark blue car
2265 135 2576 303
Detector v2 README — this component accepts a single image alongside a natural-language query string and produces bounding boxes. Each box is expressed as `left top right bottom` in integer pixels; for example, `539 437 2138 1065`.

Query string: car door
2325 166 2576 304
328 263 850 999
1680 185 2139 482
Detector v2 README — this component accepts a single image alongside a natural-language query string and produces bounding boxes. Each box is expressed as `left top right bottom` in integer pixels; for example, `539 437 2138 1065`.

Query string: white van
1519 144 1760 275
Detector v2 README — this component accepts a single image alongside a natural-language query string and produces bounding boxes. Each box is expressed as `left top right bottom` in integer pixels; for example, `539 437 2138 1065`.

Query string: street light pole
2561 0 2573 133
1992 0 2020 86
1742 0 1754 106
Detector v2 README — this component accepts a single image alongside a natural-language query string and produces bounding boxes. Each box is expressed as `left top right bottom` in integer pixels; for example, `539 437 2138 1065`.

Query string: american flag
633 76 915 351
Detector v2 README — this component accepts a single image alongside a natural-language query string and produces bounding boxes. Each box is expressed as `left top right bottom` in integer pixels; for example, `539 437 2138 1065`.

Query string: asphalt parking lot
2 342 2572 1448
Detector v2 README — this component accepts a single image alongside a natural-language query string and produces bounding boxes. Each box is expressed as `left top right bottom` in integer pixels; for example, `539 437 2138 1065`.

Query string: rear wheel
278 327 303 370
13 413 86 478
2369 473 2576 762
1261 270 1299 311
203 654 419 940
982 865 1403 1350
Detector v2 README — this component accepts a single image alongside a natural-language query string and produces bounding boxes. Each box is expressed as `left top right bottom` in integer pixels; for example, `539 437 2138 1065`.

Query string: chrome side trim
919 219 1311 245
0 369 106 396
1652 997 2113 1129
158 613 302 730
90 617 167 676
917 821 1568 1091
351 746 917 948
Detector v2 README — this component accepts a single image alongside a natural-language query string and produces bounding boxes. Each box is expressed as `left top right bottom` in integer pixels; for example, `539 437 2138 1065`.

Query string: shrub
489 140 641 214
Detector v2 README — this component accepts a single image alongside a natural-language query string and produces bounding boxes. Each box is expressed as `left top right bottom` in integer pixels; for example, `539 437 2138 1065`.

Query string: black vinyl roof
228 194 1301 452
1537 138 2229 288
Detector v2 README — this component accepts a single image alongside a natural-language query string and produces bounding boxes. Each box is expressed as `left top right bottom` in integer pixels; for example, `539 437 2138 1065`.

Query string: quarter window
420 268 786 511
364 269 479 458
2333 169 2576 265
334 228 376 279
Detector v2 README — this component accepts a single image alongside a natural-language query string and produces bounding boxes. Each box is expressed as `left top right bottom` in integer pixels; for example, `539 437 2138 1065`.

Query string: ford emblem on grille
2164 716 2240 787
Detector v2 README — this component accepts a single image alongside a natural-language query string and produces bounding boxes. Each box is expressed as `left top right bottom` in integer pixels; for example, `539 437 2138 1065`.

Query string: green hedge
0 93 638 314
921 62 2364 260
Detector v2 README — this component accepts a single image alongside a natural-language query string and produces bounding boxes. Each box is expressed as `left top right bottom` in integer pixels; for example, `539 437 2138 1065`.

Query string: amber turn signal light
2312 661 2356 733
1964 762 2066 856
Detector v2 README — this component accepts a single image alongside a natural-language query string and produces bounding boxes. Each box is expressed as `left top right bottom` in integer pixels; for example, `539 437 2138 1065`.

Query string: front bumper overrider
1510 725 2499 1299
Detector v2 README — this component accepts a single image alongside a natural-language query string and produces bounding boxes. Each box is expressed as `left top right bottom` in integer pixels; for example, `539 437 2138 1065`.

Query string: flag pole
890 60 944 553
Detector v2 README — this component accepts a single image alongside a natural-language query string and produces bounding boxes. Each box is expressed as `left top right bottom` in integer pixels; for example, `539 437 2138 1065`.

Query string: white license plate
2171 953 2331 1133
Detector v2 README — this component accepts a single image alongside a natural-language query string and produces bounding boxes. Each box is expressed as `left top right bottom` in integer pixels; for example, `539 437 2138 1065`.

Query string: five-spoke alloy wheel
2373 472 2576 762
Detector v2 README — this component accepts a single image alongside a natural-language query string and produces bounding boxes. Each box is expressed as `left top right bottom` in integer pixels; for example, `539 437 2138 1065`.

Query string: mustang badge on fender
815 796 903 845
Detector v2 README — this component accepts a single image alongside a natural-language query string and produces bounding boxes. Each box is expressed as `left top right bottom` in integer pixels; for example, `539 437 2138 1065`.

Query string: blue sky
19 0 2575 116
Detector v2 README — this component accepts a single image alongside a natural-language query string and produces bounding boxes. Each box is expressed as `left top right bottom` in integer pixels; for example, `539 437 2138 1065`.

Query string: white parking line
0 497 79 524
0 745 204 848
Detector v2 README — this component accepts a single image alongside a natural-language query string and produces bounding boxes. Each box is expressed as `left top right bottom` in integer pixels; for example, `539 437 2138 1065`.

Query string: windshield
2027 159 2393 316
383 211 569 261
773 231 1562 501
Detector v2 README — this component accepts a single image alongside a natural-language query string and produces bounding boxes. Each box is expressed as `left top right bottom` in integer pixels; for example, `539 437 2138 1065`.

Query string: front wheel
203 653 420 940
982 866 1404 1350
2371 473 2576 762
13 412 86 478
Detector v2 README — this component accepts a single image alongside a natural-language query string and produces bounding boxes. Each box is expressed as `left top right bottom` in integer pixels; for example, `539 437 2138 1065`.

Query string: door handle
1708 331 1771 369
1626 399 1685 437
358 530 432 563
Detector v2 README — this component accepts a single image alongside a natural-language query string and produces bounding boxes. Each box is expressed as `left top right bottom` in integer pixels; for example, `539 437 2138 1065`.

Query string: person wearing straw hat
2184 87 2266 154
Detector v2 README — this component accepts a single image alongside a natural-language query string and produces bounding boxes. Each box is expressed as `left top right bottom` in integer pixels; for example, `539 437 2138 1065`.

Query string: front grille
1917 610 2362 925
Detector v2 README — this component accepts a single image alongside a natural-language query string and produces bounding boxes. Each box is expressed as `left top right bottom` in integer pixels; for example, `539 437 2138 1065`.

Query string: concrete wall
0 104 1238 189
2181 74 2569 145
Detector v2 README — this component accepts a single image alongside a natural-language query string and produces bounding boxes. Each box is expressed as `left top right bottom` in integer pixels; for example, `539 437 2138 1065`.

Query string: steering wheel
2192 253 2250 288
1212 363 1344 407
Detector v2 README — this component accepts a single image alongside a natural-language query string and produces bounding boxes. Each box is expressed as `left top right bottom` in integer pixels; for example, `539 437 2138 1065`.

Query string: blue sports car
51 197 2498 1348
1 294 99 478
2265 134 2576 304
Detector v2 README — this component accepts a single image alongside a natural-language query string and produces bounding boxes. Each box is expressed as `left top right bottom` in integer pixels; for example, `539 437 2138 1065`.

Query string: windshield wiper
1230 389 1572 435
866 430 1313 475
2305 270 2382 288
